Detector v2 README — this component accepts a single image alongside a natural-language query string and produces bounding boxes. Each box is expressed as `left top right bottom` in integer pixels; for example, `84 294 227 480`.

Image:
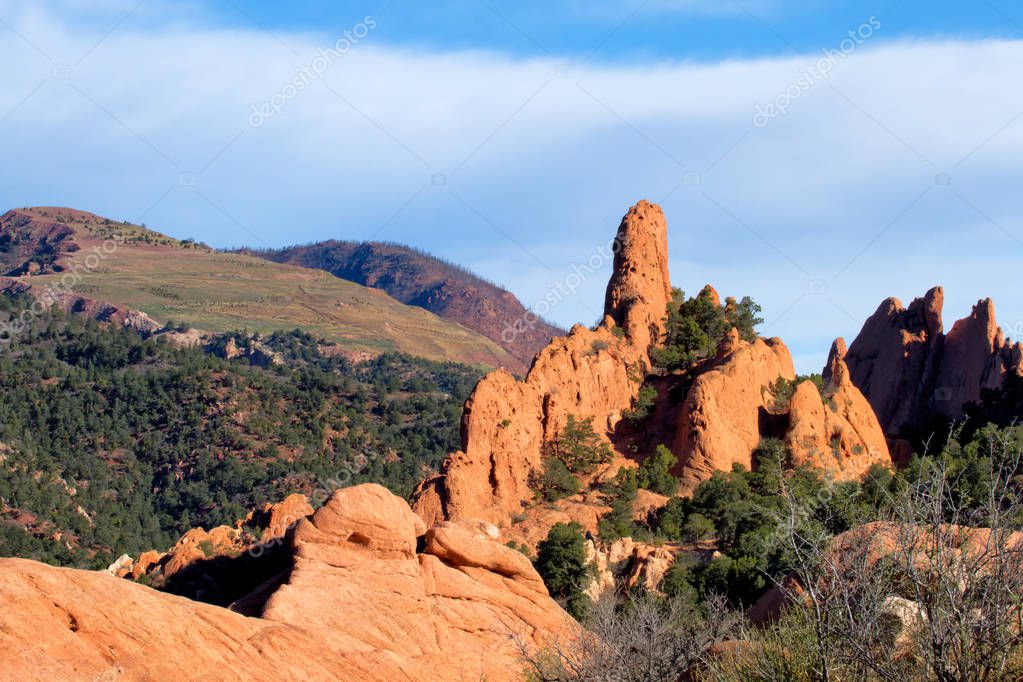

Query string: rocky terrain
2 199 1021 678
250 240 565 375
844 286 1023 440
0 484 574 681
412 200 891 542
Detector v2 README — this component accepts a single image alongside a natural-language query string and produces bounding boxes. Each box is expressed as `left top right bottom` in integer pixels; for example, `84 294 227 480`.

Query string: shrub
543 415 613 474
623 384 657 422
638 444 679 495
655 497 688 541
534 522 592 620
597 468 638 541
651 287 763 371
681 513 715 544
530 457 580 502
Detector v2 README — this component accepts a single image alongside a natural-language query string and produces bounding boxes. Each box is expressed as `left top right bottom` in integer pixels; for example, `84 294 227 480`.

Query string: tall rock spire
603 200 672 352
412 201 672 528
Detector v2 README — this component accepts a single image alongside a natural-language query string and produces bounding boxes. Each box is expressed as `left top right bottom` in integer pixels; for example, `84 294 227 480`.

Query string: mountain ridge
245 239 565 375
0 207 513 367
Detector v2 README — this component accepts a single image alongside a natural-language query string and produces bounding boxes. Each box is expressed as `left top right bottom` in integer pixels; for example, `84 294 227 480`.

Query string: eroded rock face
604 200 673 353
672 330 795 491
786 339 891 477
414 200 892 531
674 332 890 490
412 200 671 528
0 484 574 681
845 287 1023 436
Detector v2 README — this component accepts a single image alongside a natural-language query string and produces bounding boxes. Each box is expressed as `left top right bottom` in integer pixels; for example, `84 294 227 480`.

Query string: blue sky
2 0 1022 372
129 1 1023 60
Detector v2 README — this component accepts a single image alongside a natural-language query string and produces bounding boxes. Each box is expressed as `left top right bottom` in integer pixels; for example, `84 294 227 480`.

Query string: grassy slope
17 208 512 367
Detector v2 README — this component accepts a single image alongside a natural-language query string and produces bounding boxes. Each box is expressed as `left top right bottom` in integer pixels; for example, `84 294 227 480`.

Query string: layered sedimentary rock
0 484 573 681
412 200 672 527
845 287 1023 436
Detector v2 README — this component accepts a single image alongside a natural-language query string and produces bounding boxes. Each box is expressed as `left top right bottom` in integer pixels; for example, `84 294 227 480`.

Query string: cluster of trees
0 297 481 568
527 424 1023 680
537 425 1023 607
531 416 613 502
651 287 763 372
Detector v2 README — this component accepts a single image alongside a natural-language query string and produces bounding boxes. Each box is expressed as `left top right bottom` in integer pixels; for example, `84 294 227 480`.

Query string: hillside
0 208 513 368
248 240 564 374
0 296 482 567
2 200 1023 680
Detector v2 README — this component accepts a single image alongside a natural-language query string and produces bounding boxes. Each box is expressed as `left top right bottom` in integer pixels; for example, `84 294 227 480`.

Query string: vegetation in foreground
528 425 1023 681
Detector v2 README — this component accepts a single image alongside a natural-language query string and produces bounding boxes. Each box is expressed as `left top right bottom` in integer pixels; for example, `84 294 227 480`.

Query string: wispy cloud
0 2 1021 373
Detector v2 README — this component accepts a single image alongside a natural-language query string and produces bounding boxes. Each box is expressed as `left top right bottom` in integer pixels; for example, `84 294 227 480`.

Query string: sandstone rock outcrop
786 338 891 477
673 331 890 490
672 328 796 491
415 200 892 535
412 200 671 528
845 287 1023 437
0 484 574 681
127 494 314 587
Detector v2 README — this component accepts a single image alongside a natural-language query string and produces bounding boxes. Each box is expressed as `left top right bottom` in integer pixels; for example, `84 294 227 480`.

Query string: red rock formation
246 493 314 541
127 494 315 586
935 299 1020 417
415 201 892 533
604 200 673 353
412 200 671 528
845 287 1023 436
786 339 891 477
671 328 796 491
0 484 574 681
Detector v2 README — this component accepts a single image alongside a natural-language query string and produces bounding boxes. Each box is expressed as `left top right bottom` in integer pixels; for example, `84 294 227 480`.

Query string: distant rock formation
0 275 163 337
250 240 566 374
0 484 574 681
413 201 891 534
412 200 671 528
844 286 1023 437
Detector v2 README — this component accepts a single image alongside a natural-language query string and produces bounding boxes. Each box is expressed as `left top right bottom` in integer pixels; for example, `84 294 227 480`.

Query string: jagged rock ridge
413 201 891 534
844 286 1023 438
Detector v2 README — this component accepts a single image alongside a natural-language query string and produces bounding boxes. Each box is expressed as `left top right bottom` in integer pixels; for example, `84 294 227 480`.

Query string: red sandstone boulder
0 484 574 681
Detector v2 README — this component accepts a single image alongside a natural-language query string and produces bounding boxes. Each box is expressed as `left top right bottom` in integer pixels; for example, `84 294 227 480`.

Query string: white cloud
0 3 1021 373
